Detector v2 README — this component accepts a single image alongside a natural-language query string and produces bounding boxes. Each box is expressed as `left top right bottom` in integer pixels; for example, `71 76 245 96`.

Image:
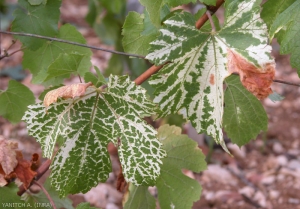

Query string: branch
33 180 57 209
231 73 300 87
196 0 225 29
0 47 26 60
273 79 300 87
0 30 145 59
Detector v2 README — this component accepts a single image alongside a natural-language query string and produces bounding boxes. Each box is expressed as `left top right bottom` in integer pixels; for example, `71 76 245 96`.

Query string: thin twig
273 79 300 87
6 40 17 51
33 180 57 209
0 47 26 60
0 30 145 59
231 72 300 87
196 0 225 29
78 75 82 83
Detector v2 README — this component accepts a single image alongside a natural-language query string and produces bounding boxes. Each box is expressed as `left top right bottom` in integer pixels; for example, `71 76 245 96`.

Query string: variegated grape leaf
146 0 275 152
269 0 300 74
12 0 60 50
123 124 207 209
22 75 166 197
22 24 92 85
223 75 268 146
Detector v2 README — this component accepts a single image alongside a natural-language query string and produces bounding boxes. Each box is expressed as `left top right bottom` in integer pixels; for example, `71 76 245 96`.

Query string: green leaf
146 0 274 152
84 67 107 88
22 24 92 85
261 0 296 30
0 80 35 123
85 0 99 26
200 0 217 5
94 13 121 46
156 124 206 209
44 53 86 82
76 202 100 209
123 184 155 209
0 183 26 208
123 124 207 209
101 0 125 15
23 75 166 197
122 11 159 56
140 0 196 28
269 0 300 74
104 54 124 76
23 179 74 209
12 0 61 50
28 0 46 5
223 75 268 146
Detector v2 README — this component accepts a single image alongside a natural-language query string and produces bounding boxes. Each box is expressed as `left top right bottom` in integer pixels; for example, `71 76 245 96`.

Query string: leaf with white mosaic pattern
146 0 274 152
23 75 166 197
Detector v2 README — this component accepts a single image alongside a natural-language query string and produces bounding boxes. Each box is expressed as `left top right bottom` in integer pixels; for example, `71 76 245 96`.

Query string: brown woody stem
33 180 57 209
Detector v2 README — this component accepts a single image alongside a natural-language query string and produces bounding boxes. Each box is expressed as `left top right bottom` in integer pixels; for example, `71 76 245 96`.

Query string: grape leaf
0 80 35 123
104 53 124 76
0 183 27 208
28 0 46 5
223 75 268 146
84 66 107 88
22 24 92 85
146 0 274 152
85 0 99 26
101 0 125 15
44 53 87 82
122 11 159 56
123 124 207 209
94 13 121 46
11 0 60 50
123 184 155 209
22 75 166 197
261 0 296 30
156 125 206 209
139 0 196 28
269 0 300 74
